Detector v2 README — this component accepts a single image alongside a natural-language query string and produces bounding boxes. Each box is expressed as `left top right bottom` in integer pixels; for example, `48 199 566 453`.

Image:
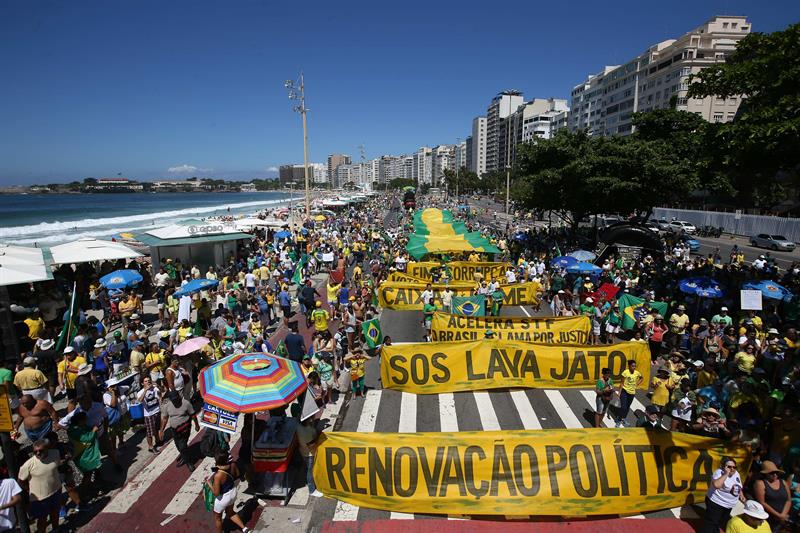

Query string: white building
569 16 752 136
486 91 524 173
431 145 455 187
413 147 433 185
454 140 467 171
470 117 487 176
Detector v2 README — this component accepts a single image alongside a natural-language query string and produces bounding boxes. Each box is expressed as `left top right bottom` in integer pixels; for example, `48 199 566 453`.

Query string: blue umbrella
679 276 724 298
742 280 793 301
99 269 143 289
550 255 578 269
568 249 597 262
566 261 602 275
274 230 292 240
174 278 219 298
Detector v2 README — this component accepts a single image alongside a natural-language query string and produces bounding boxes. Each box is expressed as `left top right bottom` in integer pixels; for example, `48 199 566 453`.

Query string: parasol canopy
100 269 143 289
566 261 602 275
174 336 210 356
679 276 724 298
199 352 308 413
174 278 219 298
550 256 578 269
274 230 292 240
742 280 793 301
568 249 597 262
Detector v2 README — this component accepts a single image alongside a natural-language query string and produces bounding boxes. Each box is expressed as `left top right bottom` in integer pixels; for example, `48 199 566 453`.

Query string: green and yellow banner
430 311 590 344
314 429 751 516
378 282 540 311
380 340 650 393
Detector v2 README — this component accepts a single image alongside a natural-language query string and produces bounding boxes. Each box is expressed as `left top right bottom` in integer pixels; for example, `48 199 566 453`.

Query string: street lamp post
285 73 311 221
455 137 460 203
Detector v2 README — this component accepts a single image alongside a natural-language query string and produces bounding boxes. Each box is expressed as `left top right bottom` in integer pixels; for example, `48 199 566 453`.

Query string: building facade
485 91 524 173
470 116 487 176
569 16 752 136
327 154 351 188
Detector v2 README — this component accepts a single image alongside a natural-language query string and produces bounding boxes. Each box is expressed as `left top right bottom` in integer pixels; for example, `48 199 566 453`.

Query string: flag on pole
451 295 486 317
275 339 289 359
56 282 78 352
618 293 668 330
361 318 383 349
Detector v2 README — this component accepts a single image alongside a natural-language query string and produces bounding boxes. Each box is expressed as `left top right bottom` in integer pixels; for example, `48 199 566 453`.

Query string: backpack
200 429 229 458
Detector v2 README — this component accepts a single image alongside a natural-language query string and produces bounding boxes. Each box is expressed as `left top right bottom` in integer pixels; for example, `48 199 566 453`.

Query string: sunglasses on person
725 463 736 469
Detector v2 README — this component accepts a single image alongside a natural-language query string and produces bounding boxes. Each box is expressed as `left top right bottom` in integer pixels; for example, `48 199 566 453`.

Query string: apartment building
507 98 570 163
470 116 487 176
485 91 523 173
569 16 752 136
327 154 351 188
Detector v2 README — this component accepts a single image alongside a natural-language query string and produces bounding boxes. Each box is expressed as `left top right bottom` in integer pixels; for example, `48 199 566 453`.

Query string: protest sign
313 429 750 516
380 340 650 393
430 311 590 344
378 282 540 311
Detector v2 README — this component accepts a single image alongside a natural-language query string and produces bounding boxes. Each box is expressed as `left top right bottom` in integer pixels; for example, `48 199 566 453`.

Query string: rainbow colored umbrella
199 352 308 413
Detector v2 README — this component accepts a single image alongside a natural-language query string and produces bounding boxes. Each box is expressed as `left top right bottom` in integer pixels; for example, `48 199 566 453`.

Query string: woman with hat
692 407 732 439
726 500 771 533
753 461 791 531
703 456 745 532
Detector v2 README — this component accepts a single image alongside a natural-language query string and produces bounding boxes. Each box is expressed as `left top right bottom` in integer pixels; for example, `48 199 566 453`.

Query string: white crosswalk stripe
390 393 416 520
509 390 541 429
545 389 583 428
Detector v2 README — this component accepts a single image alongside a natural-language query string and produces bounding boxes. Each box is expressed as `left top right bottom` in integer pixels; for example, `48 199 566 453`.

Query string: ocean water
0 191 293 245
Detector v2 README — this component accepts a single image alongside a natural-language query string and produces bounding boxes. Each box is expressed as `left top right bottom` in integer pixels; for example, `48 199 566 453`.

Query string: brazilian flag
292 253 309 286
362 318 383 349
618 294 668 330
275 339 289 358
451 295 486 317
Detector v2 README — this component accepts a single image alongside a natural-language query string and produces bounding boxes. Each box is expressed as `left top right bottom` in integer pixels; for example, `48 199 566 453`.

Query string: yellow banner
381 340 650 393
0 385 12 432
431 311 590 344
406 261 511 282
388 271 514 286
314 429 751 516
378 282 540 311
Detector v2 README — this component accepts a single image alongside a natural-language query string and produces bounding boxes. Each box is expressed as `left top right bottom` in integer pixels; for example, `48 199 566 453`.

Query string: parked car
643 221 662 234
750 233 796 251
656 218 671 231
667 220 697 234
679 234 700 253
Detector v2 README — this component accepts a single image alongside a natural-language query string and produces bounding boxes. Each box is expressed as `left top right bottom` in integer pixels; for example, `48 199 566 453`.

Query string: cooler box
128 402 144 421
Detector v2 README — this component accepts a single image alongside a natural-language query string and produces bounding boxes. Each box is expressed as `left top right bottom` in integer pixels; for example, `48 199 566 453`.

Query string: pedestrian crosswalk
315 385 703 523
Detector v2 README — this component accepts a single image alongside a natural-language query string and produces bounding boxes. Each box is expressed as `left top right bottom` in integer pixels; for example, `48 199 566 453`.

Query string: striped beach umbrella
199 352 308 413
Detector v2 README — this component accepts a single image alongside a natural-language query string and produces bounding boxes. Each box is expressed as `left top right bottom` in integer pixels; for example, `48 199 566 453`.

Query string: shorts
592 325 601 336
595 395 611 415
213 487 237 513
605 323 620 334
157 303 164 310
29 490 61 519
144 413 160 439
424 319 432 330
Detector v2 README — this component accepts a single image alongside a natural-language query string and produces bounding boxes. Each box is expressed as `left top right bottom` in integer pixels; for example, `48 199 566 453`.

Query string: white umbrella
50 238 142 265
234 218 286 230
0 245 53 286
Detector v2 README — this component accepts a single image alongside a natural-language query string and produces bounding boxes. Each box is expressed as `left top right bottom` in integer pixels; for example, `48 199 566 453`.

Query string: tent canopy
0 245 54 286
50 238 142 265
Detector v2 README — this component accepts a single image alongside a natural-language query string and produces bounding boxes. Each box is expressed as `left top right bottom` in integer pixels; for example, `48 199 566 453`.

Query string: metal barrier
653 208 800 243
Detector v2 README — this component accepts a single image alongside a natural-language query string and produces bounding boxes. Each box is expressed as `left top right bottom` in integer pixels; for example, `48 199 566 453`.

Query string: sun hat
768 328 779 335
77 363 92 376
130 313 141 320
759 460 785 475
40 339 55 350
94 338 107 348
64 346 75 354
585 297 593 303
702 407 720 417
731 500 769 520
693 360 705 368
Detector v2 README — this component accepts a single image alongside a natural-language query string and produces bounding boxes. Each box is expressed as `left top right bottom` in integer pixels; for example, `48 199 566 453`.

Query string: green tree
442 167 481 195
388 178 414 190
688 22 800 207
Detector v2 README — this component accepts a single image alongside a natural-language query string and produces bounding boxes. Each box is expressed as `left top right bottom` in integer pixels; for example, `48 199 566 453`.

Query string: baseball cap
720 306 728 311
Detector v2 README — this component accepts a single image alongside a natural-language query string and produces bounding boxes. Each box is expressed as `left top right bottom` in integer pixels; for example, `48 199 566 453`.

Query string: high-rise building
507 98 569 163
310 163 328 186
486 91 523 173
569 16 752 136
469 116 487 176
278 164 305 187
413 147 433 185
327 154 351 188
454 140 467 172
431 145 455 187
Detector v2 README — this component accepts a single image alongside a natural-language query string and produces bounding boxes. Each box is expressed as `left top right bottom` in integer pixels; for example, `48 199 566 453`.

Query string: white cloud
265 166 279 172
167 164 212 174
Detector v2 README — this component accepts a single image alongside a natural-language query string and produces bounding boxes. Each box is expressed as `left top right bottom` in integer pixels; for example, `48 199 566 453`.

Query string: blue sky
1 1 798 184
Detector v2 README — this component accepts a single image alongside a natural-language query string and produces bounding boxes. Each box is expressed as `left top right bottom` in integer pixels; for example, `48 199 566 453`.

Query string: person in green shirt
422 299 437 341
594 368 614 427
711 306 734 327
67 411 103 478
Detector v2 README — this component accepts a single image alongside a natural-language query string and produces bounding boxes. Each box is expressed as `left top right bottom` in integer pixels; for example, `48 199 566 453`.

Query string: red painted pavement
321 517 698 533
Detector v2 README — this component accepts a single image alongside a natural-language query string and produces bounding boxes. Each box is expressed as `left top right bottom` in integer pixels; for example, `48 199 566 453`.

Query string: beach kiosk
136 219 252 274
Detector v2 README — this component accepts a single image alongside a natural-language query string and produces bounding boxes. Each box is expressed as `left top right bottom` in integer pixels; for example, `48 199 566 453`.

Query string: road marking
545 390 583 428
391 393 416 520
439 393 459 432
509 390 541 429
162 425 243 515
473 391 501 430
160 514 178 526
103 430 185 513
332 390 382 521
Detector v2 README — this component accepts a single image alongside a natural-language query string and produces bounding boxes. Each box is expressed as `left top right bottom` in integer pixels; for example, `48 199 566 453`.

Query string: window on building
677 97 688 106
731 22 738 28
741 26 749 31
727 112 736 121
713 112 724 123
722 22 729 29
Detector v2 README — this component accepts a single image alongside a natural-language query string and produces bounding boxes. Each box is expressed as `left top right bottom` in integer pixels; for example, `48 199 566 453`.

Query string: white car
667 220 697 234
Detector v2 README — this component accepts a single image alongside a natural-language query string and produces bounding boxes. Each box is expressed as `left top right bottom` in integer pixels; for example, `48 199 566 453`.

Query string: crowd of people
1 193 799 532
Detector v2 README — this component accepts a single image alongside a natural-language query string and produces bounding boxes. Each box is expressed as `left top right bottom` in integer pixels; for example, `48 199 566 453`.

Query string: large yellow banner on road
431 311 590 344
314 429 750 516
380 340 650 393
406 261 510 282
378 282 540 311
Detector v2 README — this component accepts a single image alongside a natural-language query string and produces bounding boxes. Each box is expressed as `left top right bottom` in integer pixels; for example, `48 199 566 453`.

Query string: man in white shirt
505 267 517 284
244 271 257 293
154 268 170 288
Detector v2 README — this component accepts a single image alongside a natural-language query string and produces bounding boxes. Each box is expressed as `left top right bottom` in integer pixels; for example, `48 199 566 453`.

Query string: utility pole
358 144 366 191
285 73 310 220
455 138 461 202
505 122 511 214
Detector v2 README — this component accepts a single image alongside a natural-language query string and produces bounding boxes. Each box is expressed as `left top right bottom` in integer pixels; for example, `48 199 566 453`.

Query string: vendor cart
251 415 301 505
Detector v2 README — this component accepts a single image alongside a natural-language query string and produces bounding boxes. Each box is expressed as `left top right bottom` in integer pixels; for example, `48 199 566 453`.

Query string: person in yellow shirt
57 347 87 401
14 357 50 401
668 305 690 350
724 500 770 533
310 301 330 333
145 343 167 383
735 344 757 374
24 311 45 341
650 367 673 413
616 359 643 427
326 281 341 319
248 314 263 338
177 320 192 343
